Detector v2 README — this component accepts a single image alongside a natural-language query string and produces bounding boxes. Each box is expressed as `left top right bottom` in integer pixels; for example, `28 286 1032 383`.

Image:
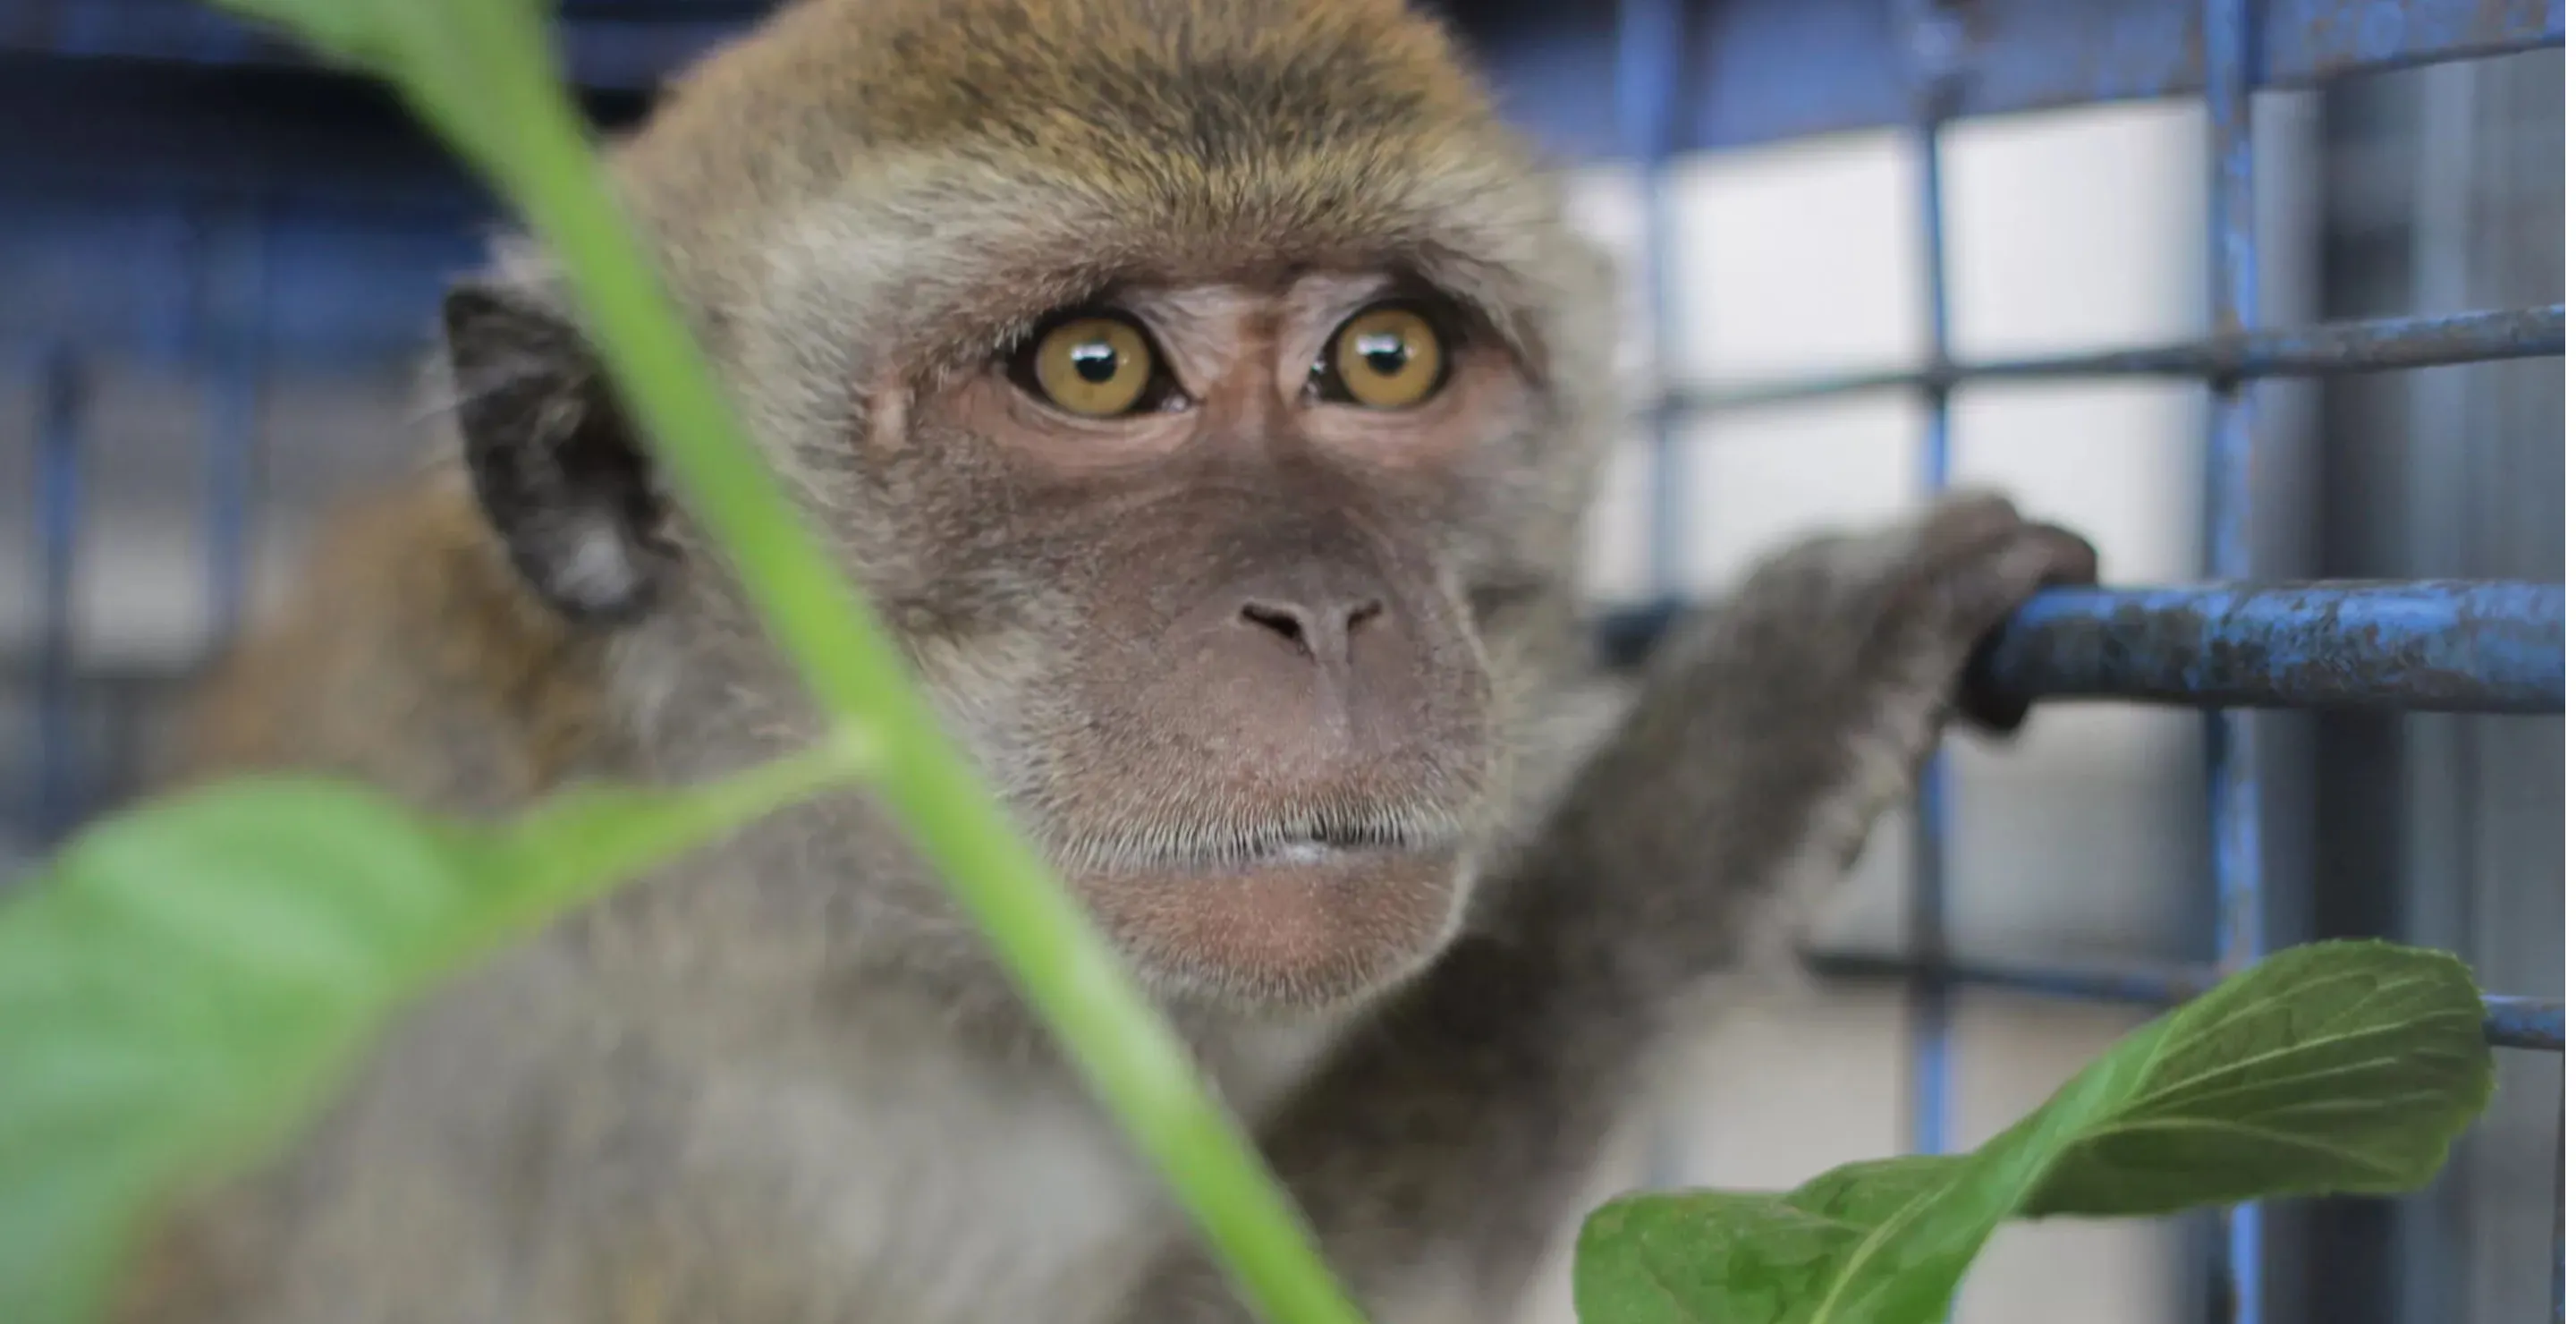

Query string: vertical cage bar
2553 1103 2563 1324
1615 0 1687 590
1615 0 1692 1189
1901 0 1963 1162
32 347 87 846
2201 2 2264 1321
203 197 267 644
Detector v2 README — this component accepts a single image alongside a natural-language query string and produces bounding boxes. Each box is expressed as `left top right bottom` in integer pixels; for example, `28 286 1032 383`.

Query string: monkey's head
437 0 1622 1013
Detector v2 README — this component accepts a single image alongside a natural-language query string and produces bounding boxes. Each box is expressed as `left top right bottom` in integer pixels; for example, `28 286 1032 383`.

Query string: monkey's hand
1652 486 2099 770
1660 486 2102 743
1522 489 2100 992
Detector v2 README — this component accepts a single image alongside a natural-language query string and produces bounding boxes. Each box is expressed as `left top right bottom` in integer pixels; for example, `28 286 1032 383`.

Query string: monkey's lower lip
1078 844 1467 1008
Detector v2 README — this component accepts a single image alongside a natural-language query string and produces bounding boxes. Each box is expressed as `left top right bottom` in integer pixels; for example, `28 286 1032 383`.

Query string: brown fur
111 3 2098 1321
170 471 614 806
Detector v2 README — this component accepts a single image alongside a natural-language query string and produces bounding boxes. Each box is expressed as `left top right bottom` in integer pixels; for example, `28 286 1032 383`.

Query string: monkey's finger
1954 522 2102 735
2024 522 2101 591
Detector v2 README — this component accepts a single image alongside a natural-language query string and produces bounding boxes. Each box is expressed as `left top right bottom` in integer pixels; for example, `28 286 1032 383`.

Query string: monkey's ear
441 280 672 624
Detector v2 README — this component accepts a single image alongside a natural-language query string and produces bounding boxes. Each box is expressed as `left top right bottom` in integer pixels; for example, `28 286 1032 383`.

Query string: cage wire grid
7 0 2572 1321
1597 3 2569 1324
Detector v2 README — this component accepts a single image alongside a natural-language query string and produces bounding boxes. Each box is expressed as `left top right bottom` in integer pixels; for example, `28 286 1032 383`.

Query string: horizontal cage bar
0 0 2561 157
1979 582 2565 713
2484 997 2570 1053
1597 582 2568 714
1670 306 2568 413
1804 949 2567 1052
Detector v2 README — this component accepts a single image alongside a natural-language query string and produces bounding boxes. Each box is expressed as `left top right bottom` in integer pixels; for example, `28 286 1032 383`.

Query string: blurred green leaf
1572 940 2496 1324
0 743 862 1324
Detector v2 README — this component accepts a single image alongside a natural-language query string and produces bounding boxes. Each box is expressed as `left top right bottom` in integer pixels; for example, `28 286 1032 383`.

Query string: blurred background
0 3 2562 1323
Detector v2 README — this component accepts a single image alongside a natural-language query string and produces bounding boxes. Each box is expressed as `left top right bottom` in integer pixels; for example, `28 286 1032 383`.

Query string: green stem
421 18 1368 1324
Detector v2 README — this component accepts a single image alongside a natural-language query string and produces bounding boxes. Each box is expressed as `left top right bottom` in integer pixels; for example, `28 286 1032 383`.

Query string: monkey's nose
1237 596 1385 667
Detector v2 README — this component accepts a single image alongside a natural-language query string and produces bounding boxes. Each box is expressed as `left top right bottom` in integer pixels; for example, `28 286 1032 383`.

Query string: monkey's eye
1018 314 1164 418
1313 302 1448 410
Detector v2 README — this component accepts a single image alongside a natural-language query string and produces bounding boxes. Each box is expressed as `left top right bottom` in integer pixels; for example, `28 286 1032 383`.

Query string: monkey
102 1 2101 1321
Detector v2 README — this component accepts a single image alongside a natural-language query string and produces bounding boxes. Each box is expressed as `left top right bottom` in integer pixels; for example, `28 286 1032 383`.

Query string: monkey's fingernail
2038 528 2103 587
1995 542 2059 592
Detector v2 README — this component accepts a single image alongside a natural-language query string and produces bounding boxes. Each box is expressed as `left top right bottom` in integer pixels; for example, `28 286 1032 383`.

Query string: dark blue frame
6 1 2566 1320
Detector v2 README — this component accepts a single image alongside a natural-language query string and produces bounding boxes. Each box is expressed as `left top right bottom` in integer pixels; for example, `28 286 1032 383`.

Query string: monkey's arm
1114 491 2097 1322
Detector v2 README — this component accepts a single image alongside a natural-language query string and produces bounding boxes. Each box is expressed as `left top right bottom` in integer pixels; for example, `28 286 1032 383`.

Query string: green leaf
0 743 862 1324
2021 940 2495 1215
1572 940 2496 1324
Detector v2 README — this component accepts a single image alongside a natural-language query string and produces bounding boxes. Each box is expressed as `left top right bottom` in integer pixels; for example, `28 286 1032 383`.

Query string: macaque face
874 261 1551 1010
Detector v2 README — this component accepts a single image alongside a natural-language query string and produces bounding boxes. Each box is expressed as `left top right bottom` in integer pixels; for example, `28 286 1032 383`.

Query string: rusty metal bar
1978 582 2566 714
1597 582 2569 714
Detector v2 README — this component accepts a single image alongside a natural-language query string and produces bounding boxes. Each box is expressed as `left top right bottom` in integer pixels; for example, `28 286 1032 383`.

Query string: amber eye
1326 304 1445 410
1029 316 1157 417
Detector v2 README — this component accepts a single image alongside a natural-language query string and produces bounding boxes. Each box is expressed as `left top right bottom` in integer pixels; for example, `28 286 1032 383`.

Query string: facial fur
436 0 1623 1014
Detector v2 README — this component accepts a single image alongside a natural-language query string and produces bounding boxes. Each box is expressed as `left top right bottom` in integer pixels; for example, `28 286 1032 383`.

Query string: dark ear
441 280 671 624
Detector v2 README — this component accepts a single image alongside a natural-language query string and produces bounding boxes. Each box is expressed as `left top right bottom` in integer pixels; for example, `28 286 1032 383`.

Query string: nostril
1240 601 1311 653
1345 599 1385 632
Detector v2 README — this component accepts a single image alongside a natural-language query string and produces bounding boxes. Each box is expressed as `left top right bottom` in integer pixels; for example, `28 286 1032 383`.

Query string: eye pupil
1355 332 1409 378
1070 339 1121 385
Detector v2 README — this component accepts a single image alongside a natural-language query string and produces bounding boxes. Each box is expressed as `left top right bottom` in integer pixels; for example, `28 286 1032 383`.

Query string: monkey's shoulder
166 468 616 811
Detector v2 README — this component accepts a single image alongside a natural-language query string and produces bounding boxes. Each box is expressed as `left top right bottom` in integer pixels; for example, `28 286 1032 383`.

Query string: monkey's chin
1078 847 1467 1013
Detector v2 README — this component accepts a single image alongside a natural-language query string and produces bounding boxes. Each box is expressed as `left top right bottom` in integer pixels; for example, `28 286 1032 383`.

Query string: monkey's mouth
1254 836 1352 866
1119 816 1459 872
1069 814 1470 1009
1243 820 1406 863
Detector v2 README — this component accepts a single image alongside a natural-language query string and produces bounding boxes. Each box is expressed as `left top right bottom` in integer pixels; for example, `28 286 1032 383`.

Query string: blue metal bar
2203 0 2259 909
1671 304 2568 412
2202 5 2262 1316
2554 1107 2564 1324
1597 581 2569 713
8 0 2560 158
203 197 267 643
1806 950 2568 1052
1615 0 1688 592
2480 997 2572 1052
1978 582 2568 714
32 346 84 846
1807 949 2217 1006
1898 0 1965 1166
1614 0 1690 1193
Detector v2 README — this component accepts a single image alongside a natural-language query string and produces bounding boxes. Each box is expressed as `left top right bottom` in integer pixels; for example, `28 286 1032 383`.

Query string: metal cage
3 1 2566 1320
1592 4 2566 1322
